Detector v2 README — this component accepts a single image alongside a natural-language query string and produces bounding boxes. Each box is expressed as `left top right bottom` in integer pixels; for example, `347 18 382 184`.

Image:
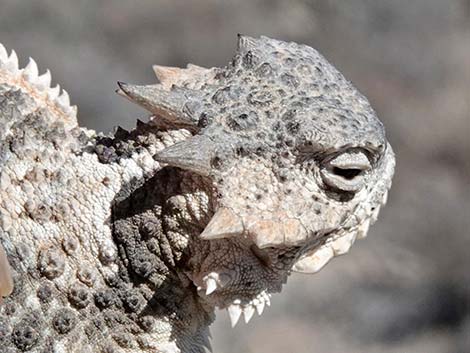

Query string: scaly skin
0 36 395 352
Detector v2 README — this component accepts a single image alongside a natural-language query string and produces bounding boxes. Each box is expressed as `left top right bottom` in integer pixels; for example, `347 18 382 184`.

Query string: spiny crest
0 43 77 127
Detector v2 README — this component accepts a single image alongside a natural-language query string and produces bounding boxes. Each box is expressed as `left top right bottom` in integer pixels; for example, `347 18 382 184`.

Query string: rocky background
1 1 469 352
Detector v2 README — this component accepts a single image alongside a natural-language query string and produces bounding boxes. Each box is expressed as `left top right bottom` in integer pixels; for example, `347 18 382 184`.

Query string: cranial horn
117 82 201 127
152 65 182 85
154 135 216 176
292 245 334 274
153 64 214 90
200 207 244 240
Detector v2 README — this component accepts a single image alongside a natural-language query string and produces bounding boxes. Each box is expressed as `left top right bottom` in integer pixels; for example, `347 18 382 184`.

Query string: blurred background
1 1 469 352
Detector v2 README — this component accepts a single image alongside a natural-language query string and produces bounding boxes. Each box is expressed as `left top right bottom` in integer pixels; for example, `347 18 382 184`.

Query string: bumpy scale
0 35 395 352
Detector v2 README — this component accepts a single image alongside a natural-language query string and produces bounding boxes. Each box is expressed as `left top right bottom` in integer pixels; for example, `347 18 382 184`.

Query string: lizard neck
110 165 216 350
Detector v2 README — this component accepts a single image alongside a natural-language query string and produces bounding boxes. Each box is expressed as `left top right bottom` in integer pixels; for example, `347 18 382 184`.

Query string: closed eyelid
326 151 371 170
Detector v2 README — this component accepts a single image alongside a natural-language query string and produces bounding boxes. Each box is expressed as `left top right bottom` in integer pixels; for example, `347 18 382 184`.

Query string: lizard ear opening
0 244 13 299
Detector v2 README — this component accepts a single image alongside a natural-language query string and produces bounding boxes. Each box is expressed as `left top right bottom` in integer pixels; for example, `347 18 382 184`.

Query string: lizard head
118 35 395 326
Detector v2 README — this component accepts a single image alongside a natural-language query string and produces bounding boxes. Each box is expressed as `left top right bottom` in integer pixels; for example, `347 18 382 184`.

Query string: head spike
155 135 216 176
200 208 244 240
117 82 200 128
292 245 334 274
152 65 182 85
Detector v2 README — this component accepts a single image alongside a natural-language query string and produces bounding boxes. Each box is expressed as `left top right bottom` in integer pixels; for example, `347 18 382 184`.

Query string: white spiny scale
56 89 71 108
71 105 78 116
23 57 39 80
0 43 7 61
227 302 242 327
243 305 255 323
5 49 19 72
382 190 389 205
330 232 356 256
356 218 371 239
265 293 271 307
36 69 52 90
371 206 381 223
48 84 61 100
205 277 217 295
255 299 265 315
61 104 76 117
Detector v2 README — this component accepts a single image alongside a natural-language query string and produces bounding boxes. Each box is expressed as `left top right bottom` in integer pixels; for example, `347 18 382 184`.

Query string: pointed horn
117 82 200 127
200 207 244 240
153 64 213 90
292 245 334 274
247 218 307 249
152 65 182 84
330 232 356 256
155 135 215 176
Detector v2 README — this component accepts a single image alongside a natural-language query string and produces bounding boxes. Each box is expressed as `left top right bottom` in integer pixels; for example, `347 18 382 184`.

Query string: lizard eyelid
320 150 371 193
327 150 371 170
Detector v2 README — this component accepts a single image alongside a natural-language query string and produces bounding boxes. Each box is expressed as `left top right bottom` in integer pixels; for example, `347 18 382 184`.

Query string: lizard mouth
190 211 310 326
190 181 390 327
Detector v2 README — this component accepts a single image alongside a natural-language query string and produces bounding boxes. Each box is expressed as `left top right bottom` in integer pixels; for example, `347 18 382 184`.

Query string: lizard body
0 36 395 352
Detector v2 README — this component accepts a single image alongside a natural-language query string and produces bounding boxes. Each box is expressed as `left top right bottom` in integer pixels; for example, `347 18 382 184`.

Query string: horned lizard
0 35 395 352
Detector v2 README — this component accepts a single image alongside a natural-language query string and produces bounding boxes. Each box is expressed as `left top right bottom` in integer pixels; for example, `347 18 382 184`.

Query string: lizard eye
320 150 371 193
